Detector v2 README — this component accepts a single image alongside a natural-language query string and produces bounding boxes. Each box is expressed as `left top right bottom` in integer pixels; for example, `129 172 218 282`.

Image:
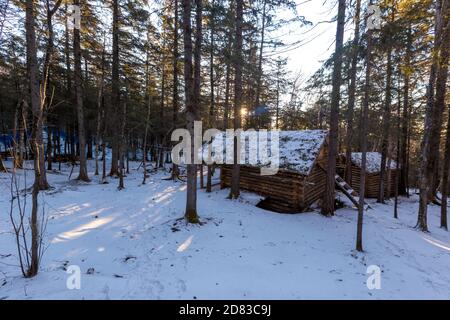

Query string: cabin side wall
220 165 306 212
337 155 399 198
349 165 397 198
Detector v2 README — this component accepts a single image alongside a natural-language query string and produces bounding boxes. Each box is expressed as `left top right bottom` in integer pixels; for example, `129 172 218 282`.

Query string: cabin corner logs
219 130 400 213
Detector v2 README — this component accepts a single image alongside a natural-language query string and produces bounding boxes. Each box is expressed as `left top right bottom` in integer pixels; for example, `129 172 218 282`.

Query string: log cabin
218 130 329 213
336 152 399 198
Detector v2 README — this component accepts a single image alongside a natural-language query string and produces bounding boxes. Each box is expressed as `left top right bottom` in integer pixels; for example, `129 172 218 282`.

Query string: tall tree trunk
417 0 448 231
95 38 106 177
394 83 401 219
173 0 179 126
110 0 120 176
378 41 393 203
13 101 24 169
229 0 243 199
442 103 450 230
321 0 346 216
254 0 267 110
171 0 180 180
143 39 151 185
73 0 89 182
183 0 199 223
399 25 412 196
356 7 374 252
47 128 52 170
195 0 203 191
118 96 127 190
206 0 215 193
25 0 42 277
345 0 361 184
275 59 281 129
223 34 232 130
428 2 449 202
438 16 450 229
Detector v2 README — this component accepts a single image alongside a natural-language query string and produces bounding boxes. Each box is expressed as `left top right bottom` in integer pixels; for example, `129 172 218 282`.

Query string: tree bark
438 15 450 229
255 0 267 110
25 0 42 277
73 0 89 182
428 2 449 201
378 41 393 203
171 0 180 180
442 103 450 230
0 154 6 172
399 25 412 196
118 96 127 190
417 0 448 231
183 0 200 223
345 0 361 184
95 37 106 177
223 35 232 130
110 0 120 176
143 37 151 185
356 6 374 251
229 0 243 199
321 0 346 216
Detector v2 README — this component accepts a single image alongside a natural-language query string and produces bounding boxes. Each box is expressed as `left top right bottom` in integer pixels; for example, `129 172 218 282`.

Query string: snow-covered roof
276 130 328 175
200 129 328 176
351 152 398 173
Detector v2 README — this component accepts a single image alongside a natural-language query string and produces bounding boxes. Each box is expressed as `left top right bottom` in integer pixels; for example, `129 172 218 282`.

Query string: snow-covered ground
0 160 449 299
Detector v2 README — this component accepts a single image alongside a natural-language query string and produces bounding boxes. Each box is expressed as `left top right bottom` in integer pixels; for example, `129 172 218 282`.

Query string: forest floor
0 160 449 299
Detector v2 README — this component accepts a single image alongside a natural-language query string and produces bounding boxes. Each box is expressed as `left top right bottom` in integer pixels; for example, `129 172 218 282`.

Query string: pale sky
271 0 355 83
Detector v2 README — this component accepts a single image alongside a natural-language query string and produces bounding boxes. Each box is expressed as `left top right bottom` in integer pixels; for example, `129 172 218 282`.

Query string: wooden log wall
349 166 398 198
221 165 306 212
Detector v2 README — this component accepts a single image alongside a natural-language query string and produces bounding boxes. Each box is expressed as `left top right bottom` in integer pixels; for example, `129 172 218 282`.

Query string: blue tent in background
253 105 270 116
0 134 14 152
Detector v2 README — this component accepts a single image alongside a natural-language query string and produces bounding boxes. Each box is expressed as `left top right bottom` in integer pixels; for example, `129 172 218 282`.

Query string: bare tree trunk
110 0 120 176
394 86 401 218
47 128 52 171
13 101 23 169
95 36 106 177
321 0 346 216
223 25 232 130
345 0 361 184
206 2 215 192
73 0 89 182
95 96 101 176
18 100 27 168
417 0 448 231
428 4 449 202
399 26 412 196
0 154 6 172
25 0 42 277
442 103 450 230
438 17 450 229
356 8 374 251
183 0 199 223
143 40 151 185
378 40 393 203
229 0 243 199
101 120 107 183
275 59 281 129
172 0 180 180
199 165 204 188
42 0 61 174
255 0 267 110
118 97 127 190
